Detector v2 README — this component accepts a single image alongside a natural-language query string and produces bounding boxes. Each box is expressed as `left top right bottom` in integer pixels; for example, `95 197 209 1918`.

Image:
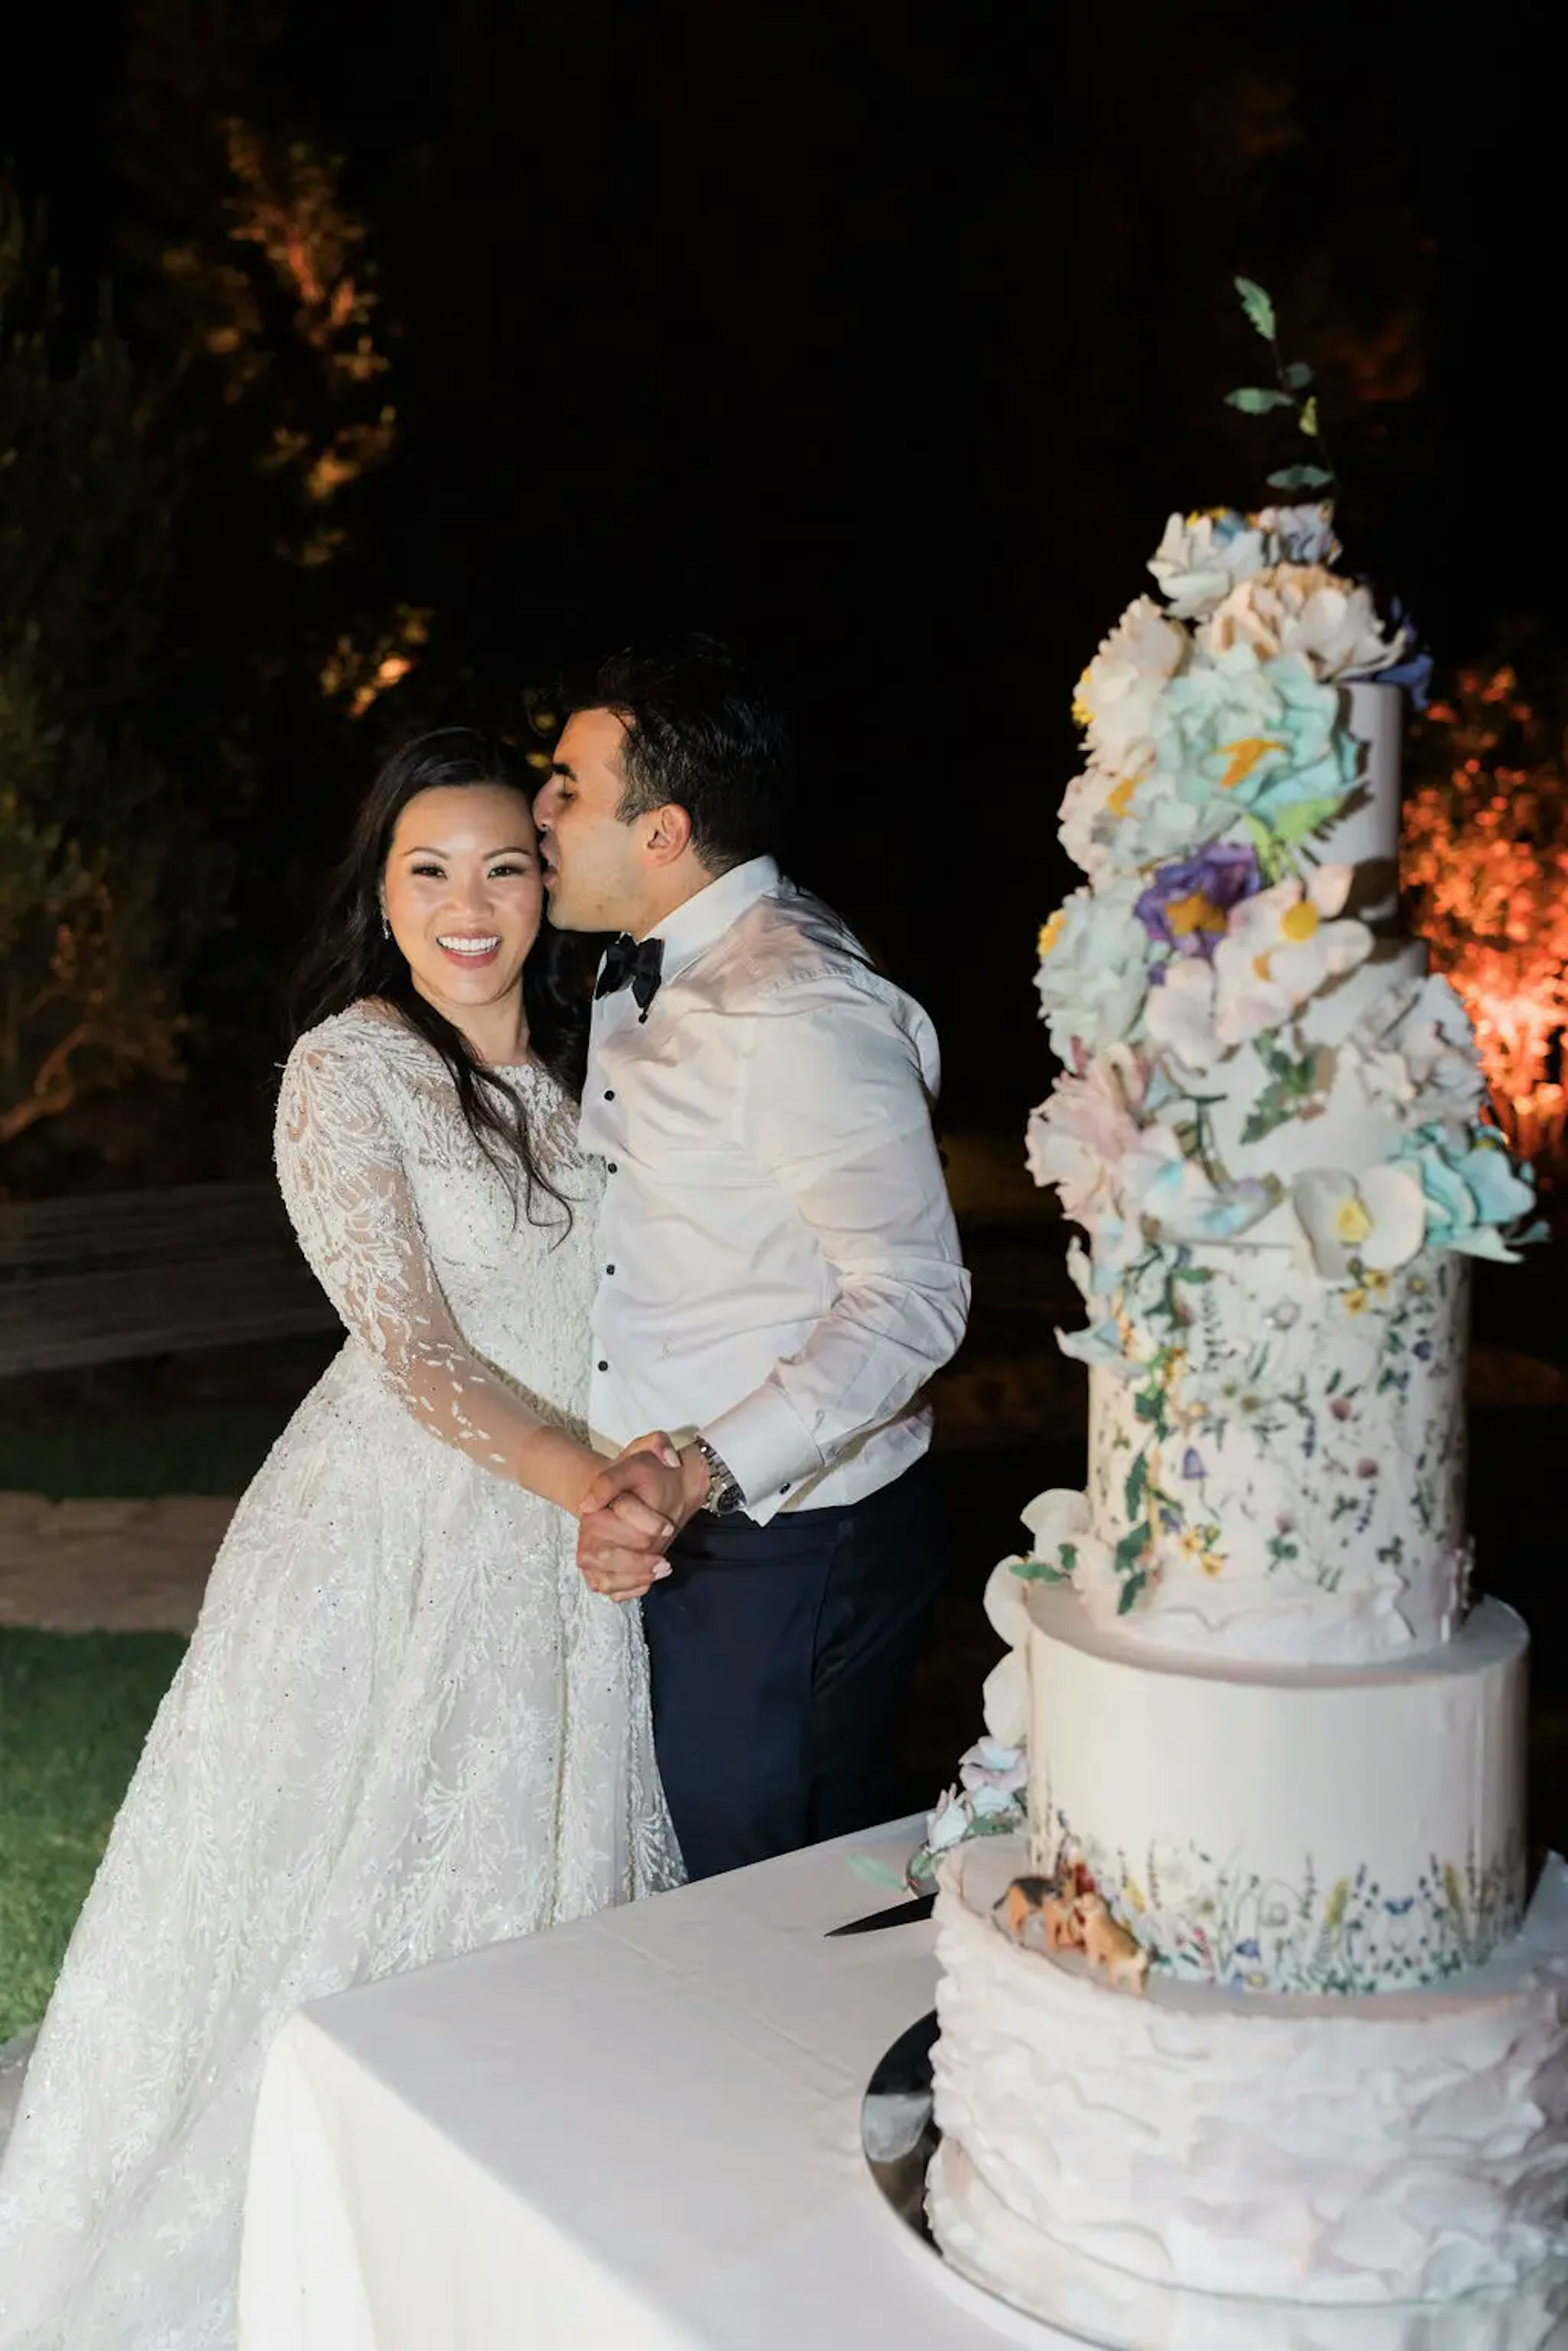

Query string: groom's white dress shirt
581 856 969 1526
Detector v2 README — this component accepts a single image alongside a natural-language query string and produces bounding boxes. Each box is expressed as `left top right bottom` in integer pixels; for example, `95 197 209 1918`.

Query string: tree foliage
0 184 214 1154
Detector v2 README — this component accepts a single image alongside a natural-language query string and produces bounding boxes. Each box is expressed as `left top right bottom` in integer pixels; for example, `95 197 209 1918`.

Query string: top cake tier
1023 509 1537 1662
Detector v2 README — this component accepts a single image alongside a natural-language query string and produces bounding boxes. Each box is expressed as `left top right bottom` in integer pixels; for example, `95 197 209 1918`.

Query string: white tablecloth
239 1816 1067 2350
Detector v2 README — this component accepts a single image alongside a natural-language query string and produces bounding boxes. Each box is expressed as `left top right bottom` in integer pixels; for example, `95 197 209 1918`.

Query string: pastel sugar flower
1032 880 1151 1062
1145 865 1371 1067
1134 1151 1280 1246
1013 1484 1124 1628
1254 503 1342 568
1073 595 1189 770
982 1555 1034 1651
1155 645 1356 840
982 1649 1029 1745
1291 1166 1426 1281
1200 564 1412 683
958 1739 1029 1800
1062 752 1212 875
1392 1124 1537 1262
1135 840 1262 959
923 1785 975 1856
1025 1046 1145 1223
1214 866 1371 1046
1020 1486 1095 1581
1349 974 1485 1122
1148 510 1267 619
1141 955 1225 1071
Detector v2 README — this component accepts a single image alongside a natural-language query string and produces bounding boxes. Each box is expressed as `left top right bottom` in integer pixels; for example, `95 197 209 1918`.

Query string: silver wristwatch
694 1436 746 1519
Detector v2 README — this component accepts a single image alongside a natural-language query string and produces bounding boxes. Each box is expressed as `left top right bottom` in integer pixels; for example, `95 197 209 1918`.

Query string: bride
0 728 684 2349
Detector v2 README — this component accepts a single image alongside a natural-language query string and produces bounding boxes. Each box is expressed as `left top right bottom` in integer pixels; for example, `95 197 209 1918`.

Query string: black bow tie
595 933 664 1020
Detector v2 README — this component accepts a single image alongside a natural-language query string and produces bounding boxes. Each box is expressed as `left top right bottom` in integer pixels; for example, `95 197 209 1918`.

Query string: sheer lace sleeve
275 1028 595 1513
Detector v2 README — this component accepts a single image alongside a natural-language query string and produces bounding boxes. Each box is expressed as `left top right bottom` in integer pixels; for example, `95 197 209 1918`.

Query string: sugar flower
982 1649 1029 1745
921 1766 1025 1864
1033 880 1151 1062
1154 645 1357 841
1292 1166 1426 1282
1144 866 1371 1069
1025 1046 1146 1223
1135 841 1262 959
958 1740 1029 1801
1211 865 1372 1045
983 1554 1034 1651
1061 751 1213 876
1134 1151 1281 1246
1074 595 1189 770
1009 1486 1123 1628
1148 510 1268 619
1391 1123 1538 1262
1200 564 1412 683
1254 503 1342 568
1348 973 1485 1123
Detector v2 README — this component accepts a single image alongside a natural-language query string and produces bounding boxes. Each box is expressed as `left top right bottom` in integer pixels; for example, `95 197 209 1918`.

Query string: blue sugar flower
1154 646 1356 843
1180 1448 1207 1480
1393 1123 1537 1262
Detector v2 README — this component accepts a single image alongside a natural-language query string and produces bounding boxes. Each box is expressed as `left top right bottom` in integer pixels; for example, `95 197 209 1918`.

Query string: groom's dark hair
582 633 792 872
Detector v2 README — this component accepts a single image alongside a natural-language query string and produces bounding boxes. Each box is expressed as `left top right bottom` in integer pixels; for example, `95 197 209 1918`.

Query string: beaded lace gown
0 1003 682 2350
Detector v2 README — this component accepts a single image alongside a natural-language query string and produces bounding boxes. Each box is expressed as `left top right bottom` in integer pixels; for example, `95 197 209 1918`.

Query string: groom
534 637 969 1881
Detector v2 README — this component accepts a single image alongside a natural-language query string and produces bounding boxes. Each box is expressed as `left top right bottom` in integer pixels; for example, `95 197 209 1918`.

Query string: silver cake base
861 2012 1568 2351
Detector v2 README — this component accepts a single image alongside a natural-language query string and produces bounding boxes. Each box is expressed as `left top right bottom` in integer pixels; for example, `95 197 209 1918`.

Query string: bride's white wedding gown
0 1003 682 2349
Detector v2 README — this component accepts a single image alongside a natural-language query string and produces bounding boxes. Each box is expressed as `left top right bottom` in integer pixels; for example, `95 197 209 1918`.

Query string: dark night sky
4 0 1564 1127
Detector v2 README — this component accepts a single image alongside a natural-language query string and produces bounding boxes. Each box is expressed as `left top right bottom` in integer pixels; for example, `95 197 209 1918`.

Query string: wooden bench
0 1182 337 1377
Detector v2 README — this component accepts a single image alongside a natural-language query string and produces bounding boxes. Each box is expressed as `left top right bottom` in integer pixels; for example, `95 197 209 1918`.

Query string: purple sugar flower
1136 841 1263 959
1180 1448 1206 1481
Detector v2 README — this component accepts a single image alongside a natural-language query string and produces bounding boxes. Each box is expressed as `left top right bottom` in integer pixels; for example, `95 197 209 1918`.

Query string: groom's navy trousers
641 1454 947 1882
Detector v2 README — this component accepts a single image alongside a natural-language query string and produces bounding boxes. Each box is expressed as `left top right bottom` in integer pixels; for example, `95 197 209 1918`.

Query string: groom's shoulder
722 878 886 1005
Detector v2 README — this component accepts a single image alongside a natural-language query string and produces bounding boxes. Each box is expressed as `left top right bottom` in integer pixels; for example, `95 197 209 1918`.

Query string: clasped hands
575 1434 711 1600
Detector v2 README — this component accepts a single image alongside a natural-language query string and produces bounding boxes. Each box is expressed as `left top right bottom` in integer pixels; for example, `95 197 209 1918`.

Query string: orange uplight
1402 667 1568 1170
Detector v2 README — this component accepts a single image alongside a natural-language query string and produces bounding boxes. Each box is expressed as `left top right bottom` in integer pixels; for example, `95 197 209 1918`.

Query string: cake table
237 1817 1060 2351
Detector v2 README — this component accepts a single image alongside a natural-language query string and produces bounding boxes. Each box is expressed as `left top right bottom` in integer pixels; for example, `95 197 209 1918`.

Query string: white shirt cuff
700 1385 822 1523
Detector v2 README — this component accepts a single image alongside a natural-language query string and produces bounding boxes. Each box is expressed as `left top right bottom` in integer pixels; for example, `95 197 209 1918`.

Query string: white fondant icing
928 2139 1568 2351
1025 1588 1528 1989
1085 1245 1470 1664
929 1838 1568 2309
1321 680 1403 912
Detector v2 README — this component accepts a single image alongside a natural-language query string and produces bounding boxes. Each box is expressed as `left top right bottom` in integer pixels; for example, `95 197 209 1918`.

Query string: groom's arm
694 970 970 1525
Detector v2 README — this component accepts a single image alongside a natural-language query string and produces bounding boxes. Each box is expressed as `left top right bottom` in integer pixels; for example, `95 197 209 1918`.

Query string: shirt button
604 1089 616 1101
607 1162 618 1174
605 1264 615 1276
597 1359 609 1372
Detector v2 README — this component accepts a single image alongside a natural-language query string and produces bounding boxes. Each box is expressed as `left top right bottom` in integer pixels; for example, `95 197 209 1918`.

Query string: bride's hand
575 1436 682 1601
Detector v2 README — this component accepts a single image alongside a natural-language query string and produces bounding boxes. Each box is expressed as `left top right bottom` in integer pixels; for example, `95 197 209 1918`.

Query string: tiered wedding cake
921 502 1568 2332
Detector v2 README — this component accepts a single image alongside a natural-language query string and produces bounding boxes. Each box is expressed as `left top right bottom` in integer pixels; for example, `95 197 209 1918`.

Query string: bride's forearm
511 1425 604 1517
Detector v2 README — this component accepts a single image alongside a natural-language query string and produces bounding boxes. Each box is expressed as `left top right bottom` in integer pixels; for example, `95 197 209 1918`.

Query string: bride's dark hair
291 727 596 1227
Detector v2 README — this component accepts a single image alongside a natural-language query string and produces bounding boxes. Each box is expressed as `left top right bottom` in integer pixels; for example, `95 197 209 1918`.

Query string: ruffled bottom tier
928 1838 1568 2312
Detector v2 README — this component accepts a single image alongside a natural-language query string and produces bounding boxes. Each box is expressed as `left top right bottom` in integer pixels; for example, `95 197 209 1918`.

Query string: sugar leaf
1268 793 1342 847
1226 386 1294 415
1299 395 1321 437
1234 277 1277 341
1266 462 1334 491
1283 360 1315 390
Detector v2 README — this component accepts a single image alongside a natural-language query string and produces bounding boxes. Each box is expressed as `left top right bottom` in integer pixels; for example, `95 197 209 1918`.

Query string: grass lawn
0 1630 186 2040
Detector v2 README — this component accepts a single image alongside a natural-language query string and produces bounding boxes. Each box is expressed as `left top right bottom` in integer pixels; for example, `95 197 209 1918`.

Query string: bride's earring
380 911 391 940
